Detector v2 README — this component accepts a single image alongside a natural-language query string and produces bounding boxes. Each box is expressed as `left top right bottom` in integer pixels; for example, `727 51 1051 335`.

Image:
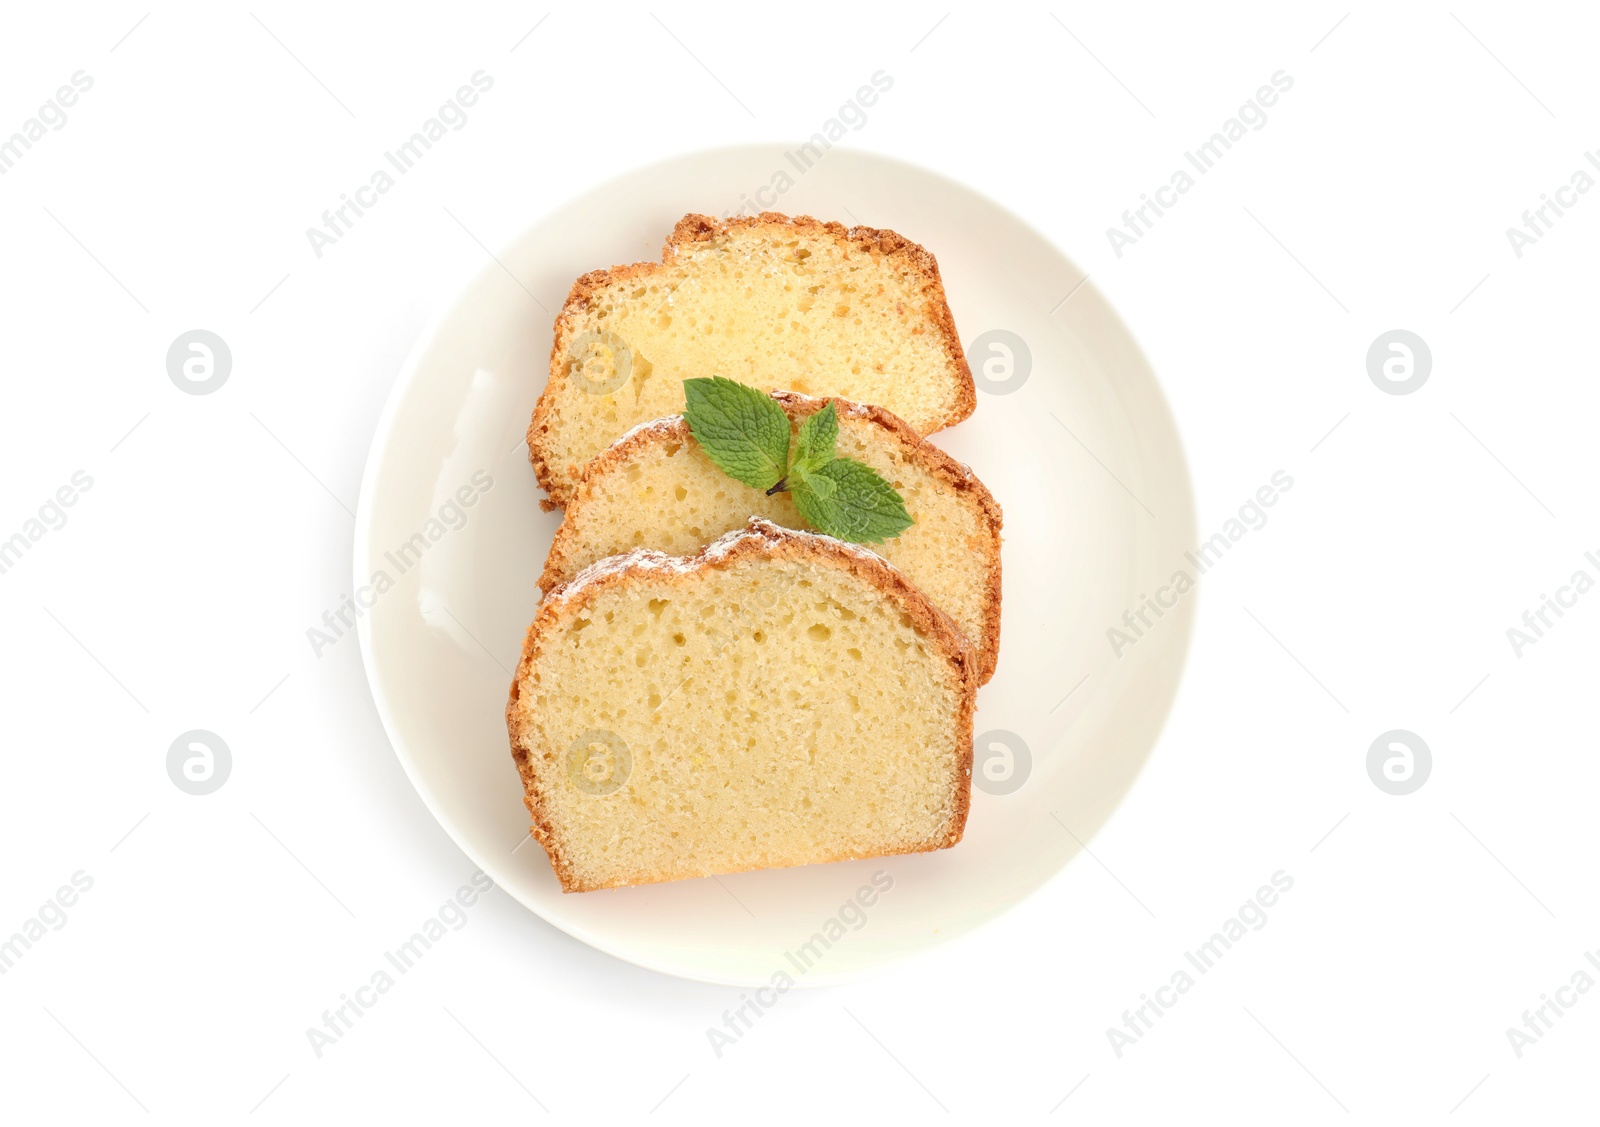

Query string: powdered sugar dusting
551 546 698 609
769 389 871 420
611 414 685 447
546 517 892 613
742 518 891 568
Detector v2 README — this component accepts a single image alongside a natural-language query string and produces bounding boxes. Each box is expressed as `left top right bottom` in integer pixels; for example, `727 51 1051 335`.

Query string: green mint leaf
788 468 830 533
682 378 915 545
682 377 790 491
793 402 838 472
790 456 913 544
787 460 835 502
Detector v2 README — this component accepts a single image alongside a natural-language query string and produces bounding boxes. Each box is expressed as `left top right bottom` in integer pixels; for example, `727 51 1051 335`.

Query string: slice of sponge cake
527 212 975 508
507 519 976 893
540 392 1004 683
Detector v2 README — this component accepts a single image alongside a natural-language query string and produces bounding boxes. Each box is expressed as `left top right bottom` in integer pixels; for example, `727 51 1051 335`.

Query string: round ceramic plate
355 145 1197 987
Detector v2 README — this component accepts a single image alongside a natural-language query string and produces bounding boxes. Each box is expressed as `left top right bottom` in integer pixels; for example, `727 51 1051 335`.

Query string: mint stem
765 478 789 496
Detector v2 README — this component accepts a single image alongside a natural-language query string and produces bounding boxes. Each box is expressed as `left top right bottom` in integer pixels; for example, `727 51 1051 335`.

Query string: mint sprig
682 376 791 491
792 400 837 474
793 457 913 543
682 379 913 544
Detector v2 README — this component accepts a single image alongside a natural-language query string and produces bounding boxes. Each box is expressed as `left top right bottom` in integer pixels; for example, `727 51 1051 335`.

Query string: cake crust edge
526 211 977 509
506 518 978 893
539 391 1003 682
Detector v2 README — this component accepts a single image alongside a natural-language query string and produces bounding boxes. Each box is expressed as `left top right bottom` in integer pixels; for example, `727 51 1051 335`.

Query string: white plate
355 146 1197 987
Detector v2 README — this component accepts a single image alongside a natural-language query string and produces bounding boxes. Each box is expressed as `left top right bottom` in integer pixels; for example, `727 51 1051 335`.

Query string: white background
1 1 1596 1122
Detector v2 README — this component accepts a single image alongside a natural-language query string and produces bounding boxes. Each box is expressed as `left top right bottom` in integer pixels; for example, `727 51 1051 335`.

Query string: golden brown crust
540 391 1003 683
506 518 977 893
525 212 976 509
